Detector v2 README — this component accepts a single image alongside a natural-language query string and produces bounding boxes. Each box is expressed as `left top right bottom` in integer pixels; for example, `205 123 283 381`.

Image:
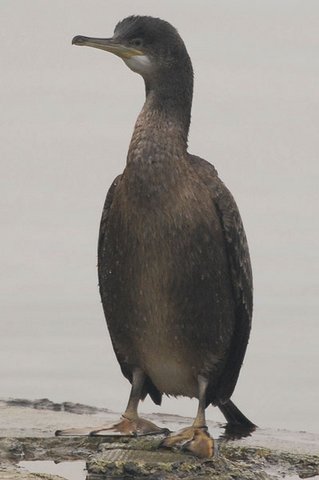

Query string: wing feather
190 155 253 404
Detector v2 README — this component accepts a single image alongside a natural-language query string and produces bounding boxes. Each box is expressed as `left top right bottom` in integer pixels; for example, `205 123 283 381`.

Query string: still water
1 1 318 437
19 461 87 480
1 295 318 434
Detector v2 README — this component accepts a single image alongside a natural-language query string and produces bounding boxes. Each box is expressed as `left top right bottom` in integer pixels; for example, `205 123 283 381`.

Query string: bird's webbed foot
160 426 214 458
55 415 167 437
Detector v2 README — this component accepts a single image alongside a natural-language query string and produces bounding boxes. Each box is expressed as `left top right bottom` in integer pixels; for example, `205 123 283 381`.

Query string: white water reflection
19 461 86 480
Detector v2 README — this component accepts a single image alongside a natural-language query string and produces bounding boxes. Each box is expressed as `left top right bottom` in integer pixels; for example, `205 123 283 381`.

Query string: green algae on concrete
85 442 319 479
87 448 192 476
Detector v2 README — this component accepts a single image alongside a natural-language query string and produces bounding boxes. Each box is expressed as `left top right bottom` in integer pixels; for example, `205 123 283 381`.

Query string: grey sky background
1 1 318 433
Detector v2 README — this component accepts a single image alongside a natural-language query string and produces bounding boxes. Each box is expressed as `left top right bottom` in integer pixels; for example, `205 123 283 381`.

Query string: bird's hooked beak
72 35 144 59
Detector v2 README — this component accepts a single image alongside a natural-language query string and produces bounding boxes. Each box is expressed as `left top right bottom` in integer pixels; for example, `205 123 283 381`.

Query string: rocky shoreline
0 399 318 479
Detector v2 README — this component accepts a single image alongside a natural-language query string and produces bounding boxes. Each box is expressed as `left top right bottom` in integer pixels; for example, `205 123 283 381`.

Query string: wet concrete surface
0 399 318 479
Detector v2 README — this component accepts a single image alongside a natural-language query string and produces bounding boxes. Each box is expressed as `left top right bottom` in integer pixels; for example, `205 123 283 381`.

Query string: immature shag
57 16 255 457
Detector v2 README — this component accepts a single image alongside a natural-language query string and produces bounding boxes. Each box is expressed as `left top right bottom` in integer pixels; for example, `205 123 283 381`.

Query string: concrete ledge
0 399 318 479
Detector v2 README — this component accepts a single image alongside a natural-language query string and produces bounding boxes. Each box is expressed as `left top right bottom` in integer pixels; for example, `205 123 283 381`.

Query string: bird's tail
218 399 256 431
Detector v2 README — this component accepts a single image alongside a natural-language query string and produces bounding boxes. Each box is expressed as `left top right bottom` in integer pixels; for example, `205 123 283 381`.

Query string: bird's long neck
127 61 193 166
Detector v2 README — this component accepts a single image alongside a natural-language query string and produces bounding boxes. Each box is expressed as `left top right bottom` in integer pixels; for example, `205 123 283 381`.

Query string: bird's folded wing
190 155 253 404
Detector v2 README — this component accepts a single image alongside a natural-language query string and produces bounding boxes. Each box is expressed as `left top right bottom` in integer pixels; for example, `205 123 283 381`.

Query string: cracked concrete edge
0 436 318 479
0 399 318 479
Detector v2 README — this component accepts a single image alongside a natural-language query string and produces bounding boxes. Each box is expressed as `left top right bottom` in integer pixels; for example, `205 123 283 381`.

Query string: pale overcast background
1 1 318 434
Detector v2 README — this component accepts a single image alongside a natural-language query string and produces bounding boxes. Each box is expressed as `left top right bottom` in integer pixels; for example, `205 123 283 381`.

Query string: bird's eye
131 38 143 48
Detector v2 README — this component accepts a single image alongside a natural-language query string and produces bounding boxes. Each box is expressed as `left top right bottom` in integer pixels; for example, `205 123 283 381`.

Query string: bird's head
72 16 191 81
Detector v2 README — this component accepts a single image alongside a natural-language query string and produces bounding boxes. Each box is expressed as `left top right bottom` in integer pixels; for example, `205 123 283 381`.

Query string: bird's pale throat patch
123 54 152 74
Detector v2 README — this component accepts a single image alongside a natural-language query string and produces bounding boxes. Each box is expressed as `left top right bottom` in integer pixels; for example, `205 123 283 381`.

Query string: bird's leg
122 368 145 422
161 376 214 458
55 368 166 437
90 368 165 436
192 375 208 428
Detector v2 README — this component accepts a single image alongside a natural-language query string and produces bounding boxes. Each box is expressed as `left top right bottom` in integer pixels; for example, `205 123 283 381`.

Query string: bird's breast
100 168 235 395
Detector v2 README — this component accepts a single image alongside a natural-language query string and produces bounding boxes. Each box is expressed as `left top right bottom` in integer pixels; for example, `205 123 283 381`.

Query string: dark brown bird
56 15 255 456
